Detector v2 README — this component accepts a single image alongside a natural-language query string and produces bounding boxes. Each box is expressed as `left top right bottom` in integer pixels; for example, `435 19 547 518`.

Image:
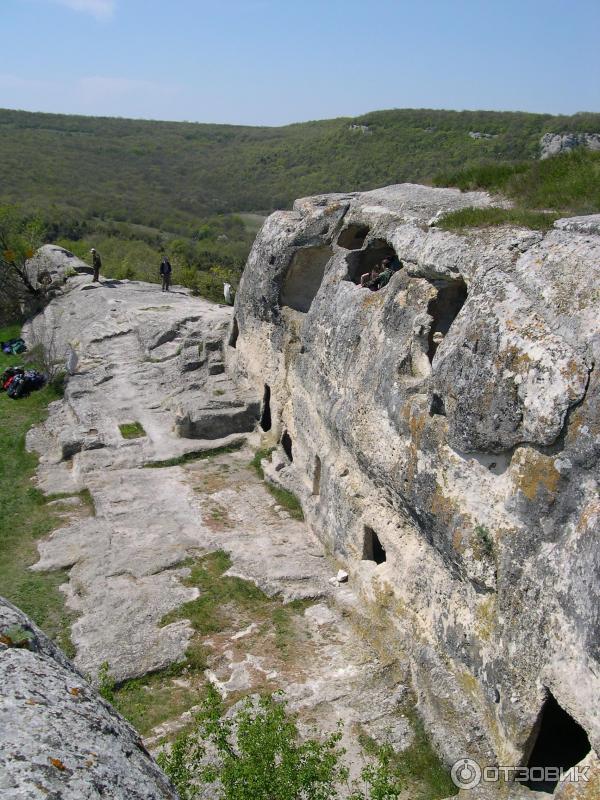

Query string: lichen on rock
230 182 600 789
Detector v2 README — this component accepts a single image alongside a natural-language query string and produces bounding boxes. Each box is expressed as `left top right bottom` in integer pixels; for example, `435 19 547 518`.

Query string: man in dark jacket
160 256 172 292
90 248 102 282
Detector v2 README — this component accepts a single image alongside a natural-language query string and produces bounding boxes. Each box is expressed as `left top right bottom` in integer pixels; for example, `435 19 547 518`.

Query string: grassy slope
2 106 600 228
0 324 75 655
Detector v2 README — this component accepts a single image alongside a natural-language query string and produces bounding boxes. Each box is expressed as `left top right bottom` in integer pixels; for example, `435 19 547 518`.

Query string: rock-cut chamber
280 245 332 313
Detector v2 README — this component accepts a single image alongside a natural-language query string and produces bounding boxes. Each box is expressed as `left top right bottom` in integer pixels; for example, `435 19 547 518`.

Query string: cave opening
520 691 591 793
362 527 386 564
345 239 397 285
260 385 271 432
337 224 370 250
228 317 239 349
312 455 322 495
280 245 332 313
429 393 446 417
426 278 468 363
281 431 293 462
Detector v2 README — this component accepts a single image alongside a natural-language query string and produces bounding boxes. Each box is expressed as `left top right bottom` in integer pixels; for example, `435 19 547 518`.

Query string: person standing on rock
90 248 102 282
160 255 172 292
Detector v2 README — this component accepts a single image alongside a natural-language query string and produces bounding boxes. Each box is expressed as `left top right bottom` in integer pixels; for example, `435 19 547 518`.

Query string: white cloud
52 0 115 19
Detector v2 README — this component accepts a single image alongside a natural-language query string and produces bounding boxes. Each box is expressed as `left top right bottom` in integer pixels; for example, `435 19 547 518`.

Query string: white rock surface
231 182 600 791
0 597 177 799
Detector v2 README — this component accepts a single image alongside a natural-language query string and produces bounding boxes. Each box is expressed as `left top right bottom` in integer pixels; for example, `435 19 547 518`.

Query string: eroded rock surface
231 183 600 795
540 132 600 159
0 597 177 800
15 254 414 790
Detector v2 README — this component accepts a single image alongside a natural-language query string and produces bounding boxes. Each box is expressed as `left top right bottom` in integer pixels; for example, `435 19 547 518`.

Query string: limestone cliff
230 184 600 794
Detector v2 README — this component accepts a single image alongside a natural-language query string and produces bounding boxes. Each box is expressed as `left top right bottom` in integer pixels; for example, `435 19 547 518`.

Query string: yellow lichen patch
456 669 480 699
430 484 459 525
513 451 561 502
503 343 533 373
556 762 600 800
361 290 385 309
402 400 428 450
576 500 600 534
452 527 466 553
475 596 496 641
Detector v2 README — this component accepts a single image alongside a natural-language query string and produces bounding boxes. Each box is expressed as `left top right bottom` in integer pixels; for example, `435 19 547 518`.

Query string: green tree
0 206 45 320
158 687 347 800
157 687 414 800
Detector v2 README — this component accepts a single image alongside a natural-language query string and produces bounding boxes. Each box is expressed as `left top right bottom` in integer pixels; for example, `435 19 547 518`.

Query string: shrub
157 687 347 800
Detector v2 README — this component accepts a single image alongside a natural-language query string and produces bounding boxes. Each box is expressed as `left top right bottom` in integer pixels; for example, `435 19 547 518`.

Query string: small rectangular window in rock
362 526 386 564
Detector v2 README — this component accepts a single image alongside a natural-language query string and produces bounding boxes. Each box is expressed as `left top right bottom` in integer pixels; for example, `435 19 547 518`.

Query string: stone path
26 275 413 779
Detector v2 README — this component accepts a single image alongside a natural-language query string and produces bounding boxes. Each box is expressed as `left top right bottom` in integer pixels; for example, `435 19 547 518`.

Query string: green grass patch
108 551 310 735
249 447 276 480
113 668 205 737
265 483 304 521
434 149 600 216
0 324 75 656
249 447 304 520
162 551 308 670
437 206 560 232
359 705 457 799
144 440 245 469
271 599 311 659
46 488 96 515
119 421 146 439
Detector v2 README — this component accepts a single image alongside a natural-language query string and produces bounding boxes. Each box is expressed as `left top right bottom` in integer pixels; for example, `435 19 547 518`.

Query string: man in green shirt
90 248 102 282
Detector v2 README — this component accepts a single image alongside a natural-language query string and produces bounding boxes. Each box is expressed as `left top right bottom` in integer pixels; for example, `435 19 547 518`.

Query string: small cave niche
520 691 591 794
281 430 293 462
426 278 468 363
362 526 386 565
345 239 398 284
337 223 370 250
260 384 271 432
312 455 322 495
280 245 332 313
429 393 446 417
228 317 239 349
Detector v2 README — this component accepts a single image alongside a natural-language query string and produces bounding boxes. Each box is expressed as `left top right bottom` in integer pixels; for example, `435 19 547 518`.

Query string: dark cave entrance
281 430 293 462
228 317 239 349
426 278 468 363
312 455 322 495
362 527 386 564
345 239 397 284
337 224 370 250
429 393 446 417
280 245 332 313
260 385 271 432
520 691 591 793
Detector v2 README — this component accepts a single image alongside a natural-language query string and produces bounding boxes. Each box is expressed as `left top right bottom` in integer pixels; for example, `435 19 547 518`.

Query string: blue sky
1 0 599 125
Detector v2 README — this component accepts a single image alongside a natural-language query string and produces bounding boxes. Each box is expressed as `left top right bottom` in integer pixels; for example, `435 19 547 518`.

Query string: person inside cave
360 262 383 287
366 256 402 291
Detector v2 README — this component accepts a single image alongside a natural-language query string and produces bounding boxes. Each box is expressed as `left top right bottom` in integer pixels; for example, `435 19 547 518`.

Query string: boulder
0 596 177 799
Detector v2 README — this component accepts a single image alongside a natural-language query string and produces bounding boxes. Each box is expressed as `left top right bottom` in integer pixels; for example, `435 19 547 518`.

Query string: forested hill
2 106 600 230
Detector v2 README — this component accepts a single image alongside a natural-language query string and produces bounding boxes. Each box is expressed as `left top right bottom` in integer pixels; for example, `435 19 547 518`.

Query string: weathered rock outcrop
231 183 600 795
0 596 177 799
540 132 600 159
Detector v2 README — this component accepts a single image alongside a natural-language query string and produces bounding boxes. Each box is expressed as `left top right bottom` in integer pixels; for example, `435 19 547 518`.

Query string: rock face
540 132 600 159
23 256 259 682
0 596 177 799
231 183 600 792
